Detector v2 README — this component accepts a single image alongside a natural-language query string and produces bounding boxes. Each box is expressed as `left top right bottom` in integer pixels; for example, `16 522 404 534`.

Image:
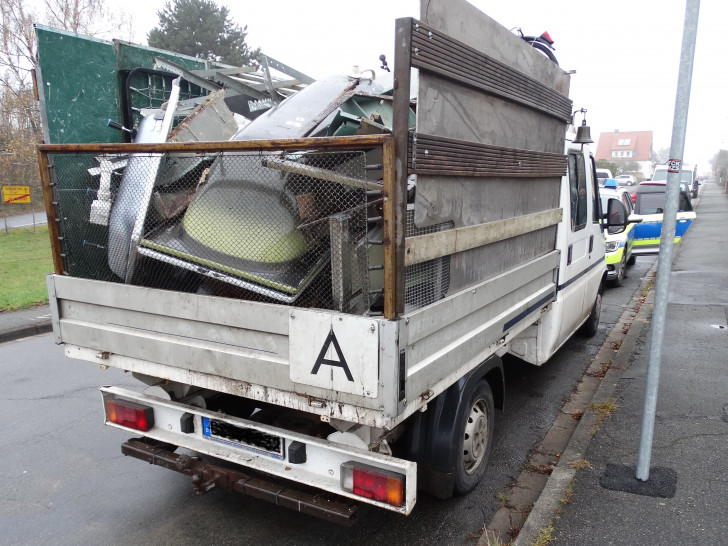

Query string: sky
70 0 728 173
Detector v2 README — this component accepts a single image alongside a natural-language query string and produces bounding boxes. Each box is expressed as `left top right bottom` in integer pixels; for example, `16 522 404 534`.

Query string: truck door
558 151 592 341
581 154 606 317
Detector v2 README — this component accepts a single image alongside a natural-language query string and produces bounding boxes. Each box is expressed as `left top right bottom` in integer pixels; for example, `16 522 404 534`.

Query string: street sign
2 185 31 204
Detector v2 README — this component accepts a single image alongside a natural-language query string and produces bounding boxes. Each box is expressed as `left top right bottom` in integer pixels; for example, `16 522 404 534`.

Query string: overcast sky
109 0 726 173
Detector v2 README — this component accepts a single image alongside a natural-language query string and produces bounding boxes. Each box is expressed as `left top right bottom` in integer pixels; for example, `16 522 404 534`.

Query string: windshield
680 169 694 183
652 168 693 183
635 188 693 215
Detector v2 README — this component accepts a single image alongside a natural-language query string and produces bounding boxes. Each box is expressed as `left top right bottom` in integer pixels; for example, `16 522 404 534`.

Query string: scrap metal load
37 26 414 315
37 12 568 319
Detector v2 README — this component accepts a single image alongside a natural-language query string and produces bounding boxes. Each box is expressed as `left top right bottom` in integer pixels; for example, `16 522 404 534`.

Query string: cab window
590 156 602 223
568 153 587 231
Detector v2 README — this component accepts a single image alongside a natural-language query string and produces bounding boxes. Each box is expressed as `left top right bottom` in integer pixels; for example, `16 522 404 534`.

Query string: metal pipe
636 0 700 482
261 157 382 191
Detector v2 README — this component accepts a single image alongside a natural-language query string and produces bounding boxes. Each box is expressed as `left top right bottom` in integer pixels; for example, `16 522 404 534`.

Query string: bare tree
0 0 37 89
0 0 131 216
43 0 132 39
652 147 670 165
1 0 132 91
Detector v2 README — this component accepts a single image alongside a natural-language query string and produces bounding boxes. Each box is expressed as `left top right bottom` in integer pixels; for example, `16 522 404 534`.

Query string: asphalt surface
512 180 728 545
0 211 47 231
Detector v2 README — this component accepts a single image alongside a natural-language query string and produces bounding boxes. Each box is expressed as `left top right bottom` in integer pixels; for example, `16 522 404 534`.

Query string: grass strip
0 226 54 312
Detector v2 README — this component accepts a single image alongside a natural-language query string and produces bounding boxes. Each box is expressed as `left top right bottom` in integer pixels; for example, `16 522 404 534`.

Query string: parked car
615 174 637 186
631 181 696 255
600 180 636 285
596 168 613 186
651 164 698 198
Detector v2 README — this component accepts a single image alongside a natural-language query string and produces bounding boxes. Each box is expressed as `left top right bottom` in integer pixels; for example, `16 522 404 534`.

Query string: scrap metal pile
43 40 442 315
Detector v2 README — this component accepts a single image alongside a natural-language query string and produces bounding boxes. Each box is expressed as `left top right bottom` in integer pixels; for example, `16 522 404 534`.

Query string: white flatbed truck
36 0 627 524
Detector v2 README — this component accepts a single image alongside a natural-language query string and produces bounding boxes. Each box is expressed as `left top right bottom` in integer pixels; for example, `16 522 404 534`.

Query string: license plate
202 417 285 460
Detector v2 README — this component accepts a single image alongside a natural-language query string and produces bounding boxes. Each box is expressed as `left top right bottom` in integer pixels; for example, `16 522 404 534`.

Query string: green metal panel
34 26 227 281
35 25 224 145
114 41 217 129
36 26 118 144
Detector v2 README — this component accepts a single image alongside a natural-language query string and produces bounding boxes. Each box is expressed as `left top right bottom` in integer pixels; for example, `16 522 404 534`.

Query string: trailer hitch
121 438 359 526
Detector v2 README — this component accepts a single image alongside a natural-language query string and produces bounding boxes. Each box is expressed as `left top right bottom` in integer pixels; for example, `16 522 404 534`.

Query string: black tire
610 256 626 287
453 380 495 495
579 290 602 337
524 38 559 65
627 254 636 266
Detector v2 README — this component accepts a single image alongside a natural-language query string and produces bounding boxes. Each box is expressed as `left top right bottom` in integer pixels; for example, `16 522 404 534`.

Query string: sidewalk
0 304 51 344
515 181 728 545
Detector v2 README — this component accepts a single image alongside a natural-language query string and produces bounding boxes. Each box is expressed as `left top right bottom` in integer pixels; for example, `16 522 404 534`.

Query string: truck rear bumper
101 386 417 515
121 438 360 525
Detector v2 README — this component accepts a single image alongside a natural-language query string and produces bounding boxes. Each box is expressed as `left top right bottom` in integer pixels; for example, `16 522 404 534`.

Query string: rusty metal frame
409 132 568 178
407 19 572 122
37 134 398 319
391 17 573 316
392 18 414 316
37 148 64 275
122 438 358 526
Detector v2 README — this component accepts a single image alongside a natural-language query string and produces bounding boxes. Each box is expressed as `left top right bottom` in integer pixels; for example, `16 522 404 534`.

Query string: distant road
0 211 47 230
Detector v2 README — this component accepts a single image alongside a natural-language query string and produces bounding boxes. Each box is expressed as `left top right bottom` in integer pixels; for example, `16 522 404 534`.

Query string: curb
478 261 657 546
0 321 53 344
501 184 709 545
510 266 656 546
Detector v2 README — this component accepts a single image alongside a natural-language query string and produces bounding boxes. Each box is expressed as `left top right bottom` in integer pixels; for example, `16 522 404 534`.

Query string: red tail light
105 399 155 432
341 461 404 507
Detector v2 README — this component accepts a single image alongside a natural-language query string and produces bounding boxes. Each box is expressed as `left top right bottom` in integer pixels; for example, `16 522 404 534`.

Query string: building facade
595 130 653 180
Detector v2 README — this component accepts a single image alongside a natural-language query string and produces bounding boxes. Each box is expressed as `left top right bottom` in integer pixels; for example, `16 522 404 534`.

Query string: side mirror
604 198 628 234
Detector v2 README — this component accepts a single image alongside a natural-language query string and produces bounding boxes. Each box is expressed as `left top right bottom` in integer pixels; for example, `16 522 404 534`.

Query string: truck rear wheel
454 380 494 494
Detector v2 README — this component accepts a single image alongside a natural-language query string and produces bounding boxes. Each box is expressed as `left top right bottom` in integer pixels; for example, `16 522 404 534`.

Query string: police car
600 179 636 286
631 180 696 255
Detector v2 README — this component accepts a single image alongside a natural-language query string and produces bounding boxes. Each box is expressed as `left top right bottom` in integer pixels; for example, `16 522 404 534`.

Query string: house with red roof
595 130 653 180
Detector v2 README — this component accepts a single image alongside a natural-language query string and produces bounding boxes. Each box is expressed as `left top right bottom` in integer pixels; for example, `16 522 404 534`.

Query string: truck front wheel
579 290 602 337
454 380 494 494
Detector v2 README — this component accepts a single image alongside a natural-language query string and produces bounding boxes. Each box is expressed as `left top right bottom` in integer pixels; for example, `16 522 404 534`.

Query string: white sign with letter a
289 309 379 398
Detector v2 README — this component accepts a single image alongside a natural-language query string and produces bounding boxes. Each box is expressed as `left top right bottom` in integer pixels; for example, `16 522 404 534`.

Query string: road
1 211 47 231
0 257 655 545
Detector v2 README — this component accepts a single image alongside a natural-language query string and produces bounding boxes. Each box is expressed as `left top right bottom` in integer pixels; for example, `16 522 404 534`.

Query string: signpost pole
636 0 700 482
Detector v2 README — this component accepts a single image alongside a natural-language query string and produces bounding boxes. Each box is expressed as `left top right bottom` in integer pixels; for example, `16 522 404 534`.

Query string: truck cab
508 138 613 364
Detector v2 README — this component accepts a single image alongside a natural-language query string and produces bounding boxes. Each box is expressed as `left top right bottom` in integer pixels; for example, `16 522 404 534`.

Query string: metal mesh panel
125 71 207 130
404 208 453 312
49 149 383 314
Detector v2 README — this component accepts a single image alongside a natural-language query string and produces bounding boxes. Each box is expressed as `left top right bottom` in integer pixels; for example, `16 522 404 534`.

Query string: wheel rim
463 398 490 475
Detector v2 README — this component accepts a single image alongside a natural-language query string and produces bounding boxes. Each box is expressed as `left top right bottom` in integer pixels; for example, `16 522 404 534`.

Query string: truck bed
48 246 558 429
